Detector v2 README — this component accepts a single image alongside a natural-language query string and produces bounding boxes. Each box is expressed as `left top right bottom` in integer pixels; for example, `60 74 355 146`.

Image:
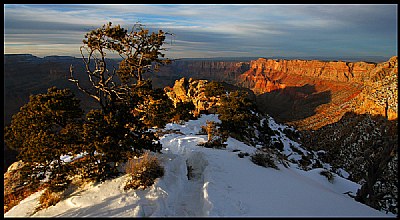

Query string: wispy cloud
4 4 397 59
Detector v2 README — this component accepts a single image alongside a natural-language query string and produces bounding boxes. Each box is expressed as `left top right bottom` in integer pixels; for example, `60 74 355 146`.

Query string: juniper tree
130 80 174 128
204 81 225 98
172 101 196 123
217 90 257 140
69 22 172 111
4 87 84 192
68 22 172 181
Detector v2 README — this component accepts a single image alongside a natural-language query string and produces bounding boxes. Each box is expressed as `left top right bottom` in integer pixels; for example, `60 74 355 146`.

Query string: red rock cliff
237 56 398 130
238 58 379 94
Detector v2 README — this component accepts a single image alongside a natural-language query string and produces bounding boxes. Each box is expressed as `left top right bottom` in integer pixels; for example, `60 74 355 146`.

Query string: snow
5 114 395 217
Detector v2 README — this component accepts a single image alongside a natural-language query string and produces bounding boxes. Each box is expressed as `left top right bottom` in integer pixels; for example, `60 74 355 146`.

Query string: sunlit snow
5 114 395 217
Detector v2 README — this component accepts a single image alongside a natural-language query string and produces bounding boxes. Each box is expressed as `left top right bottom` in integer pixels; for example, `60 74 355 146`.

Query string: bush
204 81 225 98
36 189 62 212
4 170 49 214
124 152 164 190
250 151 278 169
130 80 174 129
198 138 227 149
238 152 250 158
172 101 196 123
271 139 284 151
320 169 335 183
217 91 257 145
198 120 228 149
282 127 301 141
4 193 19 214
4 87 83 192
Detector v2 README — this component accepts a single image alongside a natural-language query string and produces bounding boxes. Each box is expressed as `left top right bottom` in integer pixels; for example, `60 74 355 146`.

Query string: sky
3 4 398 59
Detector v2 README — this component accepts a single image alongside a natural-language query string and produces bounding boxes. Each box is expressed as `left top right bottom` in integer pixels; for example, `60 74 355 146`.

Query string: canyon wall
150 59 250 88
236 56 398 130
238 58 378 94
156 56 397 130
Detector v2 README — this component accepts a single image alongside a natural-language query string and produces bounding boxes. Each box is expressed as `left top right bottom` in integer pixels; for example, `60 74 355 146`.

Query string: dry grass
4 183 48 214
35 189 62 213
4 192 19 214
124 152 164 190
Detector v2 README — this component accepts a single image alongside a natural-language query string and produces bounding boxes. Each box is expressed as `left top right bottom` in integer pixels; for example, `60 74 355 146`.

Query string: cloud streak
4 4 397 59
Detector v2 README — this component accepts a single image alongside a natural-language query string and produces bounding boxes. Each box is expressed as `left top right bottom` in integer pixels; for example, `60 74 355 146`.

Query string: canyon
3 54 398 171
156 56 397 130
236 56 398 130
5 54 397 130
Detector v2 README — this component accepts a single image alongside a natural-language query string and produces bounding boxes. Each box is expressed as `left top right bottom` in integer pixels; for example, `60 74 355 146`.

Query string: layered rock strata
237 56 398 130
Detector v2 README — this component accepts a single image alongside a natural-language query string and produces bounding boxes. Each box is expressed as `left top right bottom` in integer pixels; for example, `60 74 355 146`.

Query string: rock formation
238 58 378 94
237 56 398 130
164 78 220 117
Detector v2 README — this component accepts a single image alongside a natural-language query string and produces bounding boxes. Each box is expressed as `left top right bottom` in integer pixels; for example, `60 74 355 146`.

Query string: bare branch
69 64 101 103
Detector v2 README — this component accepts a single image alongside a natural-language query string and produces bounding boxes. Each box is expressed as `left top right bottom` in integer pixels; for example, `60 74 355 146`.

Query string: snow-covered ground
4 114 396 217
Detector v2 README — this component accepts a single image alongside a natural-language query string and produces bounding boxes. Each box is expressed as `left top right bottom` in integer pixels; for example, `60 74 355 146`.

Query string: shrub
204 81 225 98
3 179 48 214
172 101 196 123
299 154 312 169
250 151 278 169
198 120 228 149
198 138 227 149
35 189 62 212
202 120 218 142
130 80 174 129
320 169 335 183
282 127 301 141
217 91 257 135
271 139 284 151
4 193 19 214
186 164 194 180
238 152 250 158
4 87 83 193
124 152 164 190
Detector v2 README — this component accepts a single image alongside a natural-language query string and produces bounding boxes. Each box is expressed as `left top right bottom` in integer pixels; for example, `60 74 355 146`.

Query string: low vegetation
250 151 279 170
198 120 228 149
124 152 165 190
319 169 335 183
4 21 396 217
35 189 62 213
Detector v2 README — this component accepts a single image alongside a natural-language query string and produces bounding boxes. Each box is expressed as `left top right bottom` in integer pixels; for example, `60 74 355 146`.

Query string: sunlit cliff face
237 57 398 130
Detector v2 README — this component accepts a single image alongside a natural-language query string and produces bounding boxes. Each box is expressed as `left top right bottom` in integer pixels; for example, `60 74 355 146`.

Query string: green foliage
4 87 83 192
69 22 172 182
130 80 174 128
250 151 278 169
204 81 225 98
217 90 257 143
301 112 398 214
79 102 162 182
82 21 170 83
172 101 196 123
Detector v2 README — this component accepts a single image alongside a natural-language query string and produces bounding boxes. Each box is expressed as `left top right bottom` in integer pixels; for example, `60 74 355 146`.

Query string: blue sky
4 4 398 59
